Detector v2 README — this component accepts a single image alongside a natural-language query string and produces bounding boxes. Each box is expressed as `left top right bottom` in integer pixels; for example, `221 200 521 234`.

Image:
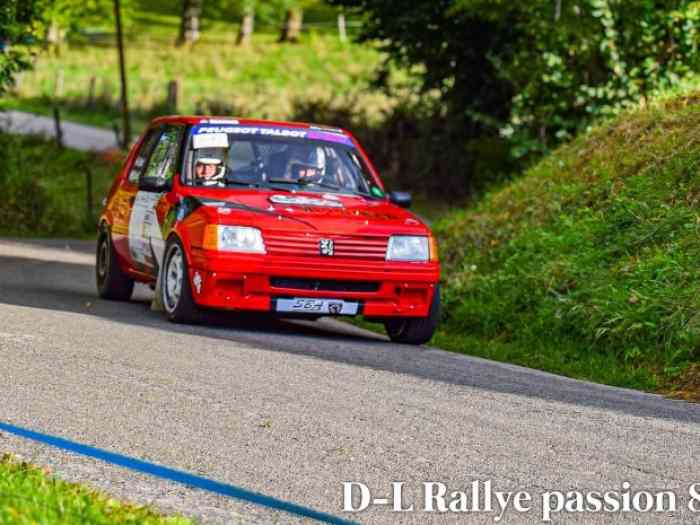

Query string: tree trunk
278 9 303 43
177 0 202 47
337 13 347 42
236 10 255 46
54 68 64 98
45 18 66 55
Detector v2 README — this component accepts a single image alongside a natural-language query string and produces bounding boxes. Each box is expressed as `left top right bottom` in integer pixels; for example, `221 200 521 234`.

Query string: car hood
183 189 429 236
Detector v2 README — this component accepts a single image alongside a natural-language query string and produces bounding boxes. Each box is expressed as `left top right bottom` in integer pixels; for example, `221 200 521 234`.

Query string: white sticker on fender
193 271 202 294
128 191 165 269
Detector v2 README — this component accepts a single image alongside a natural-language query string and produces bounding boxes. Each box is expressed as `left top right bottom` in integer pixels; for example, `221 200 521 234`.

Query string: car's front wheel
384 285 441 345
96 225 134 301
161 237 200 324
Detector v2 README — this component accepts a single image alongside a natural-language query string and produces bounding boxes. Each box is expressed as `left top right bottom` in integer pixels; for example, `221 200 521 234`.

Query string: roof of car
150 115 351 136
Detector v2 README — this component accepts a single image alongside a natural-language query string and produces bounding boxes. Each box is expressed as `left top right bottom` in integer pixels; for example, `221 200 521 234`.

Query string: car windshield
183 124 384 199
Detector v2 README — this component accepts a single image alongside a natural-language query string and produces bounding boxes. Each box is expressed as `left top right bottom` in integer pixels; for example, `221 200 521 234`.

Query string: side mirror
388 191 412 209
139 176 169 193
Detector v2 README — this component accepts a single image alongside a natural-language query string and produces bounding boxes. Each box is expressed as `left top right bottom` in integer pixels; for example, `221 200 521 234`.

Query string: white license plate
275 298 359 316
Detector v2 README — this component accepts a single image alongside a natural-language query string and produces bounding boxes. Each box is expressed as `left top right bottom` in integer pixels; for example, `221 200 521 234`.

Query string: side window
128 129 161 184
142 126 183 183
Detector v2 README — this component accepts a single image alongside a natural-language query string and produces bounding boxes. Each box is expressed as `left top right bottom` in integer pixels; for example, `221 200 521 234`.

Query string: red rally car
97 116 441 344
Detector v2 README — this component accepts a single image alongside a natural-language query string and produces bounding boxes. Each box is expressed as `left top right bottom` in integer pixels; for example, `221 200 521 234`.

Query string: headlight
386 235 430 262
203 225 266 253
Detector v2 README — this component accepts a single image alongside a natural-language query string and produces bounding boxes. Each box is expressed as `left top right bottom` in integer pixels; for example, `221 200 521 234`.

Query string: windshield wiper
304 181 344 191
266 179 301 185
223 180 259 187
221 179 293 192
267 178 344 192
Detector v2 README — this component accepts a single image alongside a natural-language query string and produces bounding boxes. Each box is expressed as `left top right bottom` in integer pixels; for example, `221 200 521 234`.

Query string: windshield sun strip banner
191 124 354 147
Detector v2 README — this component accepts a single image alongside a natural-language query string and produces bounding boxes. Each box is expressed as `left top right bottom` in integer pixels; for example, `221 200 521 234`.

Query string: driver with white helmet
194 156 225 186
287 145 326 183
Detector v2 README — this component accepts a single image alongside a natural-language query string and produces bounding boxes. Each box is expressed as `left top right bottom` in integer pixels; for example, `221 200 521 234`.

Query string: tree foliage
491 0 700 157
0 0 44 94
330 0 700 163
43 0 119 35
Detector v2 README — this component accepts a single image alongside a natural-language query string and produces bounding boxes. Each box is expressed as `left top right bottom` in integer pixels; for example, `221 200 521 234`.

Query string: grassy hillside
434 91 700 395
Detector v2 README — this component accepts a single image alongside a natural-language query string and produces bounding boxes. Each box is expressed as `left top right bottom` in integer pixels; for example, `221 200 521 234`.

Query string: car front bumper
188 249 440 318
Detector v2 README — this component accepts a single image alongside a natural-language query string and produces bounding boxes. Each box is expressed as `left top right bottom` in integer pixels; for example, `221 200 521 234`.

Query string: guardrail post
87 76 96 108
112 121 123 150
53 107 63 148
85 165 94 224
166 80 180 113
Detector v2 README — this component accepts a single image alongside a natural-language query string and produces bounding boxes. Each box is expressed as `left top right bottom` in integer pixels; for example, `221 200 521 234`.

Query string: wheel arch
98 216 111 232
163 228 196 270
166 220 201 267
97 217 133 277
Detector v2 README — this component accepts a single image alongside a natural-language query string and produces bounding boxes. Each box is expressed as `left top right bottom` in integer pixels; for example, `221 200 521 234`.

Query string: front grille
265 232 388 260
270 277 380 293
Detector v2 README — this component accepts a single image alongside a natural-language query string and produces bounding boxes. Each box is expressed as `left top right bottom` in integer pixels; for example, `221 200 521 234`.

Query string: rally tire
384 285 441 345
96 226 134 301
161 237 200 324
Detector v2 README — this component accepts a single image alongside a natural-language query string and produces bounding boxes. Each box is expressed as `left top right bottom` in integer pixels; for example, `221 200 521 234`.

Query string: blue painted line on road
0 421 360 525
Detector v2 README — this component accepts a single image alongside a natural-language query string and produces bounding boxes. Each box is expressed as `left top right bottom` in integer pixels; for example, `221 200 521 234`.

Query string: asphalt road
0 110 119 151
1 238 699 524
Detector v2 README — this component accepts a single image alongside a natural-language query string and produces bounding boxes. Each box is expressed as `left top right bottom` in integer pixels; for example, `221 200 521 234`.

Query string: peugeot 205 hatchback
97 116 441 344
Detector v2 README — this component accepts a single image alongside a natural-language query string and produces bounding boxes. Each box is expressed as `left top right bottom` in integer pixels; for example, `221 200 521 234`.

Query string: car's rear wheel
384 285 441 345
161 237 200 324
96 225 134 301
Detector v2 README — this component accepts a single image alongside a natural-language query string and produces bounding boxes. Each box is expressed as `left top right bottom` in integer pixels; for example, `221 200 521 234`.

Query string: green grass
428 90 700 393
0 454 192 524
0 133 120 237
3 30 393 134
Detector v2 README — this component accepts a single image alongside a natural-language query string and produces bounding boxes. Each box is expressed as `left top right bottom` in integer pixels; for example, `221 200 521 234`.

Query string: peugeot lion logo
328 302 343 315
320 239 334 256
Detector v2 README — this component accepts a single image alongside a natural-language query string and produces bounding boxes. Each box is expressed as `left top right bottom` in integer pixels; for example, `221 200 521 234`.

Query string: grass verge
0 454 191 524
0 133 121 238
430 90 700 395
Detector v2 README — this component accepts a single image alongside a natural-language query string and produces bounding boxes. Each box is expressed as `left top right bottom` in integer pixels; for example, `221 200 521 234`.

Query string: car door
111 127 162 266
128 124 184 277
